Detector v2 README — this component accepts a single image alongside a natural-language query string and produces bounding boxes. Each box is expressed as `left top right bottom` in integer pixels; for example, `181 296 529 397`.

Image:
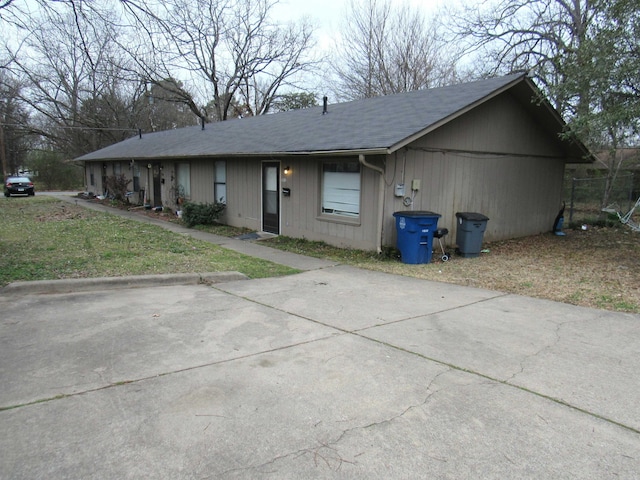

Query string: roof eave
78 147 391 162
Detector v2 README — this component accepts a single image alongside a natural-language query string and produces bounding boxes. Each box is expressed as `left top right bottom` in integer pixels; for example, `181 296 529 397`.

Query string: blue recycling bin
393 211 441 264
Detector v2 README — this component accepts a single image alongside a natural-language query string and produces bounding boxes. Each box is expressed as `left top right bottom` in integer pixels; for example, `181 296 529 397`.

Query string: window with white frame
321 161 361 218
214 160 226 204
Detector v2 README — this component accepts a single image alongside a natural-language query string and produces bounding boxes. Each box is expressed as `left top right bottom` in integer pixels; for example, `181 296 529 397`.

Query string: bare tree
0 72 30 176
332 0 460 100
452 0 598 116
123 0 318 122
2 0 319 162
134 80 199 132
4 4 139 157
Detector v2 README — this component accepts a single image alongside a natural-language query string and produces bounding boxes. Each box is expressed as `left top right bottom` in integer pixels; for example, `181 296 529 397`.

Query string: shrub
104 174 131 200
181 201 226 227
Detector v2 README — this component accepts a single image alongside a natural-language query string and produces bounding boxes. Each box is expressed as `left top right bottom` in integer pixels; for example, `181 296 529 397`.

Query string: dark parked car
4 176 35 197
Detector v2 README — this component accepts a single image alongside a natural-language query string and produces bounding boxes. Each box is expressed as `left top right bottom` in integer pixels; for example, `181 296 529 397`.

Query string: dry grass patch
266 227 640 313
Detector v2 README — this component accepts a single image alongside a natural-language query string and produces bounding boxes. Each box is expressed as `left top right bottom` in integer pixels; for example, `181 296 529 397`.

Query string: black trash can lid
455 212 489 221
393 211 441 218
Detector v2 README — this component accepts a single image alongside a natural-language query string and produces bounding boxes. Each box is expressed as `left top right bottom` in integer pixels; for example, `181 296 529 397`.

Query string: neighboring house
77 73 592 252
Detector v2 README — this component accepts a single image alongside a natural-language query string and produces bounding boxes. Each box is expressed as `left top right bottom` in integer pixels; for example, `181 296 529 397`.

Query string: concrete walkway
0 193 639 478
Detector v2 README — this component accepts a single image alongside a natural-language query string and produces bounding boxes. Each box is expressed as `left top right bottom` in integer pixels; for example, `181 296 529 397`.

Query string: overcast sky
272 0 450 50
270 0 455 96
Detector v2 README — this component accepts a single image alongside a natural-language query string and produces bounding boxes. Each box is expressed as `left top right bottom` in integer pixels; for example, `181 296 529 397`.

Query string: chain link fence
563 171 638 226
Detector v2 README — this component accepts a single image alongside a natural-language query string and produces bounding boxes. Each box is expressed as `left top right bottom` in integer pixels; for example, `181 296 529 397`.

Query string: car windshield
7 177 31 183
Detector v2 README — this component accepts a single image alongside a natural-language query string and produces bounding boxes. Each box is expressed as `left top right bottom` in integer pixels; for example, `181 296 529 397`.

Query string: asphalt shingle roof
77 74 531 161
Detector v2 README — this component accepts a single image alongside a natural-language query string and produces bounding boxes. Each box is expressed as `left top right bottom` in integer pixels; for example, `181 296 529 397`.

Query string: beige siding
382 93 566 247
179 155 381 250
421 92 565 157
85 161 146 205
175 158 259 229
278 156 380 250
84 163 100 195
224 158 262 231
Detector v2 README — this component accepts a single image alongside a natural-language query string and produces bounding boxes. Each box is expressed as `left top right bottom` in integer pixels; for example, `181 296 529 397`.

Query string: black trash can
455 212 489 258
393 211 441 264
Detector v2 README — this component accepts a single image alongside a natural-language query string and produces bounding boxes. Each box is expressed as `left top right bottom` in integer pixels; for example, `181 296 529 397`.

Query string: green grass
0 197 298 286
597 295 637 312
193 223 254 237
262 236 399 263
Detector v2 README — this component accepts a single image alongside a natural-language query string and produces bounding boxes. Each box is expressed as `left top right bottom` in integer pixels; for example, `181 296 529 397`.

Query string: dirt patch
129 207 179 223
35 203 92 222
87 197 180 223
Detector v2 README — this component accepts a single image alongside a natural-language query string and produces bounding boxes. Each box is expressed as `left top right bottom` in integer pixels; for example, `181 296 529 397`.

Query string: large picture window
321 161 361 218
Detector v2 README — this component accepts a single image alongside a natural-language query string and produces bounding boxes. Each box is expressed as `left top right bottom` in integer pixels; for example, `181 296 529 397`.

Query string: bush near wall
181 202 226 227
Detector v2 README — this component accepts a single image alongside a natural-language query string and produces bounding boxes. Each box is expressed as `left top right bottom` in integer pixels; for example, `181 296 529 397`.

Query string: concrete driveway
1 265 639 479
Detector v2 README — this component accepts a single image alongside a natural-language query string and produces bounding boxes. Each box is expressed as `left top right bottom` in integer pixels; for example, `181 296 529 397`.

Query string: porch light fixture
284 166 291 175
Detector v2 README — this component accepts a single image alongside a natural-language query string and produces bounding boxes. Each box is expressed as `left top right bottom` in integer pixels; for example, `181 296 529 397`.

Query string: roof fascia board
523 76 565 125
79 148 390 162
388 75 527 154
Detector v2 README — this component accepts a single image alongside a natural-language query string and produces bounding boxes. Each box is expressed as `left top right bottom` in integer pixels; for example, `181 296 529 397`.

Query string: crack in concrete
504 318 581 384
217 367 453 477
0 333 345 412
361 367 452 430
355 329 640 436
215 290 640 437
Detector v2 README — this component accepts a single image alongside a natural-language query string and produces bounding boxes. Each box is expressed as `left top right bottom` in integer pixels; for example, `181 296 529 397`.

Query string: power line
0 122 139 132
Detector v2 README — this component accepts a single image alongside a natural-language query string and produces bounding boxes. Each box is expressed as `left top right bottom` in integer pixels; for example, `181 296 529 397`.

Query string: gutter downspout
359 154 384 254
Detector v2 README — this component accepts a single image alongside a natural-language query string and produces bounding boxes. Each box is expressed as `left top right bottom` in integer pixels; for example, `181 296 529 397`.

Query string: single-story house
77 73 592 252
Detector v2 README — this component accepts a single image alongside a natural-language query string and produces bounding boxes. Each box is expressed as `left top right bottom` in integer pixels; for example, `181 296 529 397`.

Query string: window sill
316 214 361 226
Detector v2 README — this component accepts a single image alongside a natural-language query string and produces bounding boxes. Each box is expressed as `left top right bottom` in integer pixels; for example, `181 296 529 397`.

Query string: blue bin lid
455 212 489 221
393 211 441 218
